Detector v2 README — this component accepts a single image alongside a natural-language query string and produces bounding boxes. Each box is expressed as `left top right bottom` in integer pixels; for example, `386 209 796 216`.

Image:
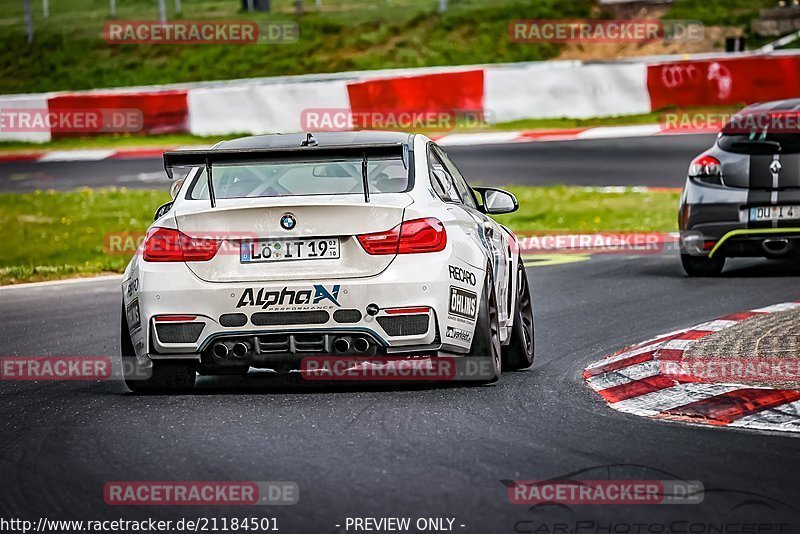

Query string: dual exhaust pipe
333 336 371 354
212 341 250 360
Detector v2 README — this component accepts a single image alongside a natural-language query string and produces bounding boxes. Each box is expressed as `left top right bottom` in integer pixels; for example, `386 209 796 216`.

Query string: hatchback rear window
718 133 800 155
718 112 800 154
188 157 410 200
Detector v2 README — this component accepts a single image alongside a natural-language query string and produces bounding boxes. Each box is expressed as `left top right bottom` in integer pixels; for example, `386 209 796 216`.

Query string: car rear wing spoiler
163 143 409 208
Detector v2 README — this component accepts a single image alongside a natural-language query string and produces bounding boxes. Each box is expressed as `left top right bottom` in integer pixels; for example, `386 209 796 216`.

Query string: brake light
357 226 400 255
357 218 447 255
688 155 721 183
143 227 221 262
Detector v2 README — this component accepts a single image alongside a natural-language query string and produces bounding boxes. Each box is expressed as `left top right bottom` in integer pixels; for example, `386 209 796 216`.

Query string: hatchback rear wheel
681 253 725 277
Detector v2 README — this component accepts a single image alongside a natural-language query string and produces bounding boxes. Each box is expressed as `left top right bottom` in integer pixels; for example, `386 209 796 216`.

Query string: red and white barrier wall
2 52 799 143
485 61 651 122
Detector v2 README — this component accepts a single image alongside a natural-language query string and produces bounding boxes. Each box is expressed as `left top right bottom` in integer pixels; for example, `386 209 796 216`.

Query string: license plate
240 238 340 263
749 206 800 222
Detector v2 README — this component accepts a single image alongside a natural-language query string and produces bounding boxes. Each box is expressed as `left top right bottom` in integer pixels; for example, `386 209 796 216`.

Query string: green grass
0 0 590 94
0 186 679 285
666 0 775 28
0 0 782 94
494 186 680 234
0 188 168 284
665 0 779 50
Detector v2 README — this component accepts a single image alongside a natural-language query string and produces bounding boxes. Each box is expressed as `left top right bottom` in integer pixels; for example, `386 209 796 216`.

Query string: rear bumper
680 208 800 259
679 180 800 258
707 228 800 259
123 254 485 364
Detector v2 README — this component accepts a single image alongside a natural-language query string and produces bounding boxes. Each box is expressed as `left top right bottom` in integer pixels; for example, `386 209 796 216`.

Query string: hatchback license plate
749 206 800 222
240 238 340 263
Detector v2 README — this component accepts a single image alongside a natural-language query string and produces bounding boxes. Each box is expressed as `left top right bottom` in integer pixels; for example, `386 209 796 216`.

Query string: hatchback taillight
357 217 447 255
143 227 221 262
688 154 721 184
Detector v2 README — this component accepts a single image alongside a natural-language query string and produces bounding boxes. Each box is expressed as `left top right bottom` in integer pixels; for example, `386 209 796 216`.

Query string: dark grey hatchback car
679 98 800 276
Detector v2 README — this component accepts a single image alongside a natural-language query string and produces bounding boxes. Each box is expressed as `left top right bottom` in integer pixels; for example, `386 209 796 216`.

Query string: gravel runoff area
683 307 800 388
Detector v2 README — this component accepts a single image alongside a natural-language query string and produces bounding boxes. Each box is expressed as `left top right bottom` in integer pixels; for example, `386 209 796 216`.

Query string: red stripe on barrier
619 331 691 354
582 350 656 379
718 311 765 322
647 55 800 110
47 90 188 139
661 388 800 425
0 152 45 162
346 70 484 128
516 128 588 140
598 374 699 404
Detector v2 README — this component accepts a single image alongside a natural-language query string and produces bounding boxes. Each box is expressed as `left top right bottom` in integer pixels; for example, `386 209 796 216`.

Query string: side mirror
154 201 173 221
474 187 518 214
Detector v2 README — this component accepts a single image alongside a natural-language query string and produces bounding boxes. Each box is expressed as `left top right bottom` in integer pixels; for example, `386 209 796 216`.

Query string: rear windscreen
188 157 410 200
717 133 800 155
718 113 800 154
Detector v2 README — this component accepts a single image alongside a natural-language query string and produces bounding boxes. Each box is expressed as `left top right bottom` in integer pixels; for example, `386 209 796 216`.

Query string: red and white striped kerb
584 302 800 433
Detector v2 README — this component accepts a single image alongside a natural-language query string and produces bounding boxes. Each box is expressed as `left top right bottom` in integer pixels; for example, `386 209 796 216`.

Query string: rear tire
121 306 196 393
681 253 725 277
466 271 501 384
502 260 535 370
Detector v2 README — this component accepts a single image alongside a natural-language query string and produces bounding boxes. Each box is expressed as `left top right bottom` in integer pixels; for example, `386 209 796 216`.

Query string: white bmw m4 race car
120 131 534 391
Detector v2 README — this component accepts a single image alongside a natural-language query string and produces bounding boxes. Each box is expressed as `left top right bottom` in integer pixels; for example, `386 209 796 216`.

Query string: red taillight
688 155 721 180
397 218 447 254
357 218 447 255
356 226 401 255
143 227 220 262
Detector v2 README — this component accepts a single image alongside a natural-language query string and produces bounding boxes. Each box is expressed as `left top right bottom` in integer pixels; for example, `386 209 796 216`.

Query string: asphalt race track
2 132 800 532
2 254 800 531
0 134 716 192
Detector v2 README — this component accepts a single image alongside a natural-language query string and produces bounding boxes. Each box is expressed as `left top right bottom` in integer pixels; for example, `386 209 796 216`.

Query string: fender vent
376 315 429 337
251 311 330 326
156 323 204 344
219 313 247 327
333 309 362 323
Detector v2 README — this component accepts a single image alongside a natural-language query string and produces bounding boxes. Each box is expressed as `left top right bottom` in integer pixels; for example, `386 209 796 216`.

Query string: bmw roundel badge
280 213 297 230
